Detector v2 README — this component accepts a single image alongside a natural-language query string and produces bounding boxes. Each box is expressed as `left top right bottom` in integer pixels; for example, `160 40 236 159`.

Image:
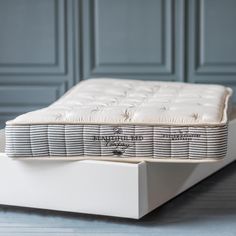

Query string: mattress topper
7 78 232 126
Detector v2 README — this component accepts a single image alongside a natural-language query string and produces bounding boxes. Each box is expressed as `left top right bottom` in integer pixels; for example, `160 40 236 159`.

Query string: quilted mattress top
7 78 232 126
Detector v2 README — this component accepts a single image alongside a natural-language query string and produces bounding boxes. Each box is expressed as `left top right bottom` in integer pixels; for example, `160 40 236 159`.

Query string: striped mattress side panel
5 124 228 160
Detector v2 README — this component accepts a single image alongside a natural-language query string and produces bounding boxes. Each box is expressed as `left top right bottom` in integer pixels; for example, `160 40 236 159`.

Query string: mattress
5 78 233 161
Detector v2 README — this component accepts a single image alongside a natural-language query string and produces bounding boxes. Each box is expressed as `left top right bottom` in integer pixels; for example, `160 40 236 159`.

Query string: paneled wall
82 0 184 81
0 0 79 127
0 0 236 127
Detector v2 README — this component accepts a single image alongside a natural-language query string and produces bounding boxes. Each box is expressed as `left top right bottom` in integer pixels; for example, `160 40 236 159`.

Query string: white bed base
0 116 235 219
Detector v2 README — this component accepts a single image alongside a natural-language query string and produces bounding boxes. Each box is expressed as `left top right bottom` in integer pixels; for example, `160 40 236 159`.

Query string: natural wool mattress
5 78 232 161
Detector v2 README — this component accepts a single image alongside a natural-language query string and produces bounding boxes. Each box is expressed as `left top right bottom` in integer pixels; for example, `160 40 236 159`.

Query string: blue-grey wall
0 0 236 127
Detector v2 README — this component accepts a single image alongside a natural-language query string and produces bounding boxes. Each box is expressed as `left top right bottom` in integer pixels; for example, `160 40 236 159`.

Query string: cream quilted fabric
7 78 232 125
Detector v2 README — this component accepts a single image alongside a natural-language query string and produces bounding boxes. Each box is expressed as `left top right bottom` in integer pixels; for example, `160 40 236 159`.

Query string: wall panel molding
82 0 185 81
91 0 173 74
0 0 66 75
0 0 79 85
188 0 236 83
0 0 79 127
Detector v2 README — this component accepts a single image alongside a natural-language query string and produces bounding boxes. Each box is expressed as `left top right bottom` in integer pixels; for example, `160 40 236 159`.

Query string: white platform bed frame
0 109 235 218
